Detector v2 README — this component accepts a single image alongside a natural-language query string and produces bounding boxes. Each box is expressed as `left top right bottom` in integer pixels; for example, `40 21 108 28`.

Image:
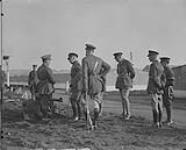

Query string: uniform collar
118 58 126 64
152 59 159 64
73 60 78 65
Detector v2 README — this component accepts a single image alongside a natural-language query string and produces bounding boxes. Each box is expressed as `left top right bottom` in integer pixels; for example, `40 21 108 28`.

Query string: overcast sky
1 0 186 70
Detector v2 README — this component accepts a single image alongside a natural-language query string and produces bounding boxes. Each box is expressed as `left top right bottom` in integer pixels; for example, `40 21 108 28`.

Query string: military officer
147 50 166 128
67 52 82 121
28 65 38 100
82 43 111 129
36 54 55 119
160 57 175 125
113 52 135 120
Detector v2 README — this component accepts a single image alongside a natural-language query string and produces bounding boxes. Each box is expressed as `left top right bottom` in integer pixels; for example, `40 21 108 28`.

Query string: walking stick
85 92 93 130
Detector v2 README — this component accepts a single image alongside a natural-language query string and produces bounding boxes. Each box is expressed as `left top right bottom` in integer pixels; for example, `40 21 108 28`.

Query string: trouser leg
120 89 125 117
92 93 103 126
71 91 82 119
70 98 78 118
77 101 81 119
158 104 162 123
158 94 163 123
165 100 172 122
151 94 159 124
120 88 130 118
77 92 82 119
40 95 51 117
166 106 172 122
152 110 158 123
93 108 100 126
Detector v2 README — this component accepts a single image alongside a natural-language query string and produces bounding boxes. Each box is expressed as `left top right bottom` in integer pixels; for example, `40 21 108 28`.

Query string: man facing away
36 54 56 119
82 43 111 129
113 52 135 120
160 57 175 126
67 52 82 121
147 50 166 128
28 65 38 100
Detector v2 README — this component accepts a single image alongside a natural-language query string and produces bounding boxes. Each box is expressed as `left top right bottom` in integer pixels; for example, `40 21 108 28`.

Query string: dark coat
36 64 55 95
28 70 38 92
164 65 175 86
70 61 82 92
115 59 135 89
147 60 165 94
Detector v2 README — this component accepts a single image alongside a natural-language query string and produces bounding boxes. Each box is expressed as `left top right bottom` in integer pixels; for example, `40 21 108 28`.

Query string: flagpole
0 0 3 146
0 0 3 105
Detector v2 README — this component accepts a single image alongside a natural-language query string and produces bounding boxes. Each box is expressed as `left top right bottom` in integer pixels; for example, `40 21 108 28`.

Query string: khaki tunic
82 55 110 96
115 59 135 89
163 65 175 106
164 66 175 86
70 61 82 100
147 60 165 94
28 70 38 94
70 61 82 92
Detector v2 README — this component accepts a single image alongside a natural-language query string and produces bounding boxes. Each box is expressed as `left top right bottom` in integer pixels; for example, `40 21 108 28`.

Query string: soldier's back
37 64 51 81
83 55 103 74
164 66 174 79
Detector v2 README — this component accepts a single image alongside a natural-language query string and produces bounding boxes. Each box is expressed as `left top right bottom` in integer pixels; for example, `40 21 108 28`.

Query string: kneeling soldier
160 57 175 125
67 52 82 121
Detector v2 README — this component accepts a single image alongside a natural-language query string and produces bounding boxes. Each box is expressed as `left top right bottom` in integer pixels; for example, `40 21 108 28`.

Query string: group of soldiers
147 50 175 128
26 43 175 129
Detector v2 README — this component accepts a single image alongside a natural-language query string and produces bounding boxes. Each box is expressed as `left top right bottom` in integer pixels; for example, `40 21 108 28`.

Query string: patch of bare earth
1 101 186 150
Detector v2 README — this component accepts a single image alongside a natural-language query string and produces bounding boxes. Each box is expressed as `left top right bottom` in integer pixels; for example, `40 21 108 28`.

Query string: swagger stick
85 92 93 131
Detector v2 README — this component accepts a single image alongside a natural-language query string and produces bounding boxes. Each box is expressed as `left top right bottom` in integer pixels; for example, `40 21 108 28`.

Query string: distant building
172 65 186 91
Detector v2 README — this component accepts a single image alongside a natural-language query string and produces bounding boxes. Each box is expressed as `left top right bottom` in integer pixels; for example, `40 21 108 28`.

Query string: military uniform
114 52 135 120
82 43 111 127
147 50 166 127
28 65 38 100
68 53 82 120
160 57 175 124
36 55 55 118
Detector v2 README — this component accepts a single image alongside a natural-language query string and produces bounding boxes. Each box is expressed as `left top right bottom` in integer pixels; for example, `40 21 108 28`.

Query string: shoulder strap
93 61 99 73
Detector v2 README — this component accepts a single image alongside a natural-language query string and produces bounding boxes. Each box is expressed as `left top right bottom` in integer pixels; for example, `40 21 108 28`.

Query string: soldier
36 54 55 119
28 65 38 100
82 43 111 129
147 50 165 128
113 52 135 120
160 57 175 125
67 52 82 121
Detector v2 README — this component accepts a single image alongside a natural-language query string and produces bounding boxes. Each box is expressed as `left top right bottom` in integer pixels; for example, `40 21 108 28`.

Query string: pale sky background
1 0 186 70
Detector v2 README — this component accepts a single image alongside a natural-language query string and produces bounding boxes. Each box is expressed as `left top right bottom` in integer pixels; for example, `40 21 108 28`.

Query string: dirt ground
1 91 186 150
